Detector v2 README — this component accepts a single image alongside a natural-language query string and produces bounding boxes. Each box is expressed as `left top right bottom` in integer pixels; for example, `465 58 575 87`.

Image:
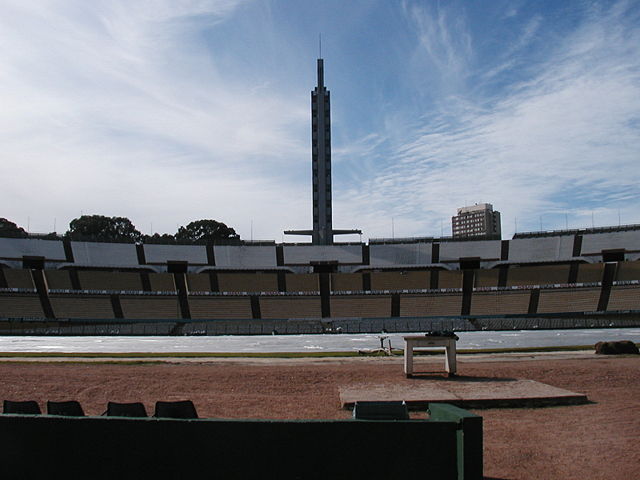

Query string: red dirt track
1 354 638 479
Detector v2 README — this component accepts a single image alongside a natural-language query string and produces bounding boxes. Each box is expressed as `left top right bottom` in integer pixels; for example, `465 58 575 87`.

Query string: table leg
404 341 413 377
445 341 457 375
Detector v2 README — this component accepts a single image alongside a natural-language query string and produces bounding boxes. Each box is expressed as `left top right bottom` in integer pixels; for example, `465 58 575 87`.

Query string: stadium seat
104 401 147 417
353 401 409 420
154 400 198 419
47 400 84 416
3 400 41 415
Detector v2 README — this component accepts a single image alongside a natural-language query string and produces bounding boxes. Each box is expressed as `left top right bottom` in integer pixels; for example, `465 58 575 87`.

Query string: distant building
452 203 501 240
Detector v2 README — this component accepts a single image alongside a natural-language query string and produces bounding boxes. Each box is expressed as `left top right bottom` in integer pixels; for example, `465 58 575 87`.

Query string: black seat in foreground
353 401 409 420
3 400 41 415
47 400 85 417
154 400 198 419
105 401 147 418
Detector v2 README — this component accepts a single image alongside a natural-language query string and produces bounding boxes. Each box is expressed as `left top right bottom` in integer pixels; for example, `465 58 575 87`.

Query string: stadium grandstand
0 225 639 335
3 58 638 335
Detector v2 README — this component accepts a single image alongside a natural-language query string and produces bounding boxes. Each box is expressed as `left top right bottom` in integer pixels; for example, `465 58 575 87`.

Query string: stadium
1 16 639 477
2 179 638 478
1 224 639 335
2 58 638 336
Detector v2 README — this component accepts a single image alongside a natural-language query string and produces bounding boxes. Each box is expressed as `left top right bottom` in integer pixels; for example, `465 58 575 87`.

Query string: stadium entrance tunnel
311 261 338 273
602 249 625 262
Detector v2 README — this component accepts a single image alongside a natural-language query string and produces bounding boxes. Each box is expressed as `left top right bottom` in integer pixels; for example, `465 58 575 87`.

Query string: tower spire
317 57 324 88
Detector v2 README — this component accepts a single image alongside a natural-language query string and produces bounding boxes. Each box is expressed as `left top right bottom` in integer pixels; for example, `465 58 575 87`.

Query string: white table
403 335 457 377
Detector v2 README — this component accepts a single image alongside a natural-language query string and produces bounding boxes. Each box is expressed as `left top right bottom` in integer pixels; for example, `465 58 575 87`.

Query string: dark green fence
0 403 482 479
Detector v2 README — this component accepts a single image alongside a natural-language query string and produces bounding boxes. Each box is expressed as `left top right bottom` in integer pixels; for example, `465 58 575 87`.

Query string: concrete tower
285 58 361 244
312 58 332 245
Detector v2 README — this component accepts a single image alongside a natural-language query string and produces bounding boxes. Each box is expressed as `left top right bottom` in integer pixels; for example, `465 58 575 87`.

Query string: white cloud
338 1 640 239
404 2 473 94
1 1 638 243
0 0 312 238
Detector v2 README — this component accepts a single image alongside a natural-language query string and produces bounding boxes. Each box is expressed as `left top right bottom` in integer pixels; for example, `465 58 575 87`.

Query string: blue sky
1 0 639 241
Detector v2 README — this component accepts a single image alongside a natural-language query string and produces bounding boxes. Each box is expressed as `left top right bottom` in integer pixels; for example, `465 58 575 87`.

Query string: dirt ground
0 353 638 479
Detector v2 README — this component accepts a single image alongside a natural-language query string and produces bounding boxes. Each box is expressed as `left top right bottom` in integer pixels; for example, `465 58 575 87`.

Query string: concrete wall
71 242 139 268
283 245 362 264
508 237 574 263
439 240 501 262
2 233 640 273
213 245 276 268
581 230 640 255
369 243 432 266
1 312 636 335
0 238 66 261
143 244 207 265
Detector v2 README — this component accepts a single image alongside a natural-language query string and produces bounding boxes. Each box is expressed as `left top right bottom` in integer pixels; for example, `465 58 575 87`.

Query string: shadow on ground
408 374 517 382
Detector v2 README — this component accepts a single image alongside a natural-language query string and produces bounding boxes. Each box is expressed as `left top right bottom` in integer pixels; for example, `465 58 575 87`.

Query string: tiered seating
576 263 604 283
607 285 640 311
3 269 35 289
45 270 73 290
119 296 181 319
507 265 569 287
186 273 211 292
188 296 253 319
400 294 462 316
616 261 640 281
537 288 600 313
149 273 176 292
259 296 321 319
473 269 499 288
437 271 463 289
78 271 143 291
330 295 391 317
330 273 362 292
3 260 634 321
49 294 115 319
0 293 44 317
370 271 429 291
217 273 278 293
285 273 319 293
470 291 530 315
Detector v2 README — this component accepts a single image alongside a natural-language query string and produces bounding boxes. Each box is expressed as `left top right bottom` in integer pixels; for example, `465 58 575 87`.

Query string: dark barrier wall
1 311 639 336
430 403 483 480
0 415 464 479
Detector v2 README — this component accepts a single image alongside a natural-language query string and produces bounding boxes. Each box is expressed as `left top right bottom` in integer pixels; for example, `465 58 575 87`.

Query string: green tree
66 215 142 242
0 218 27 238
175 219 239 244
142 233 177 245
